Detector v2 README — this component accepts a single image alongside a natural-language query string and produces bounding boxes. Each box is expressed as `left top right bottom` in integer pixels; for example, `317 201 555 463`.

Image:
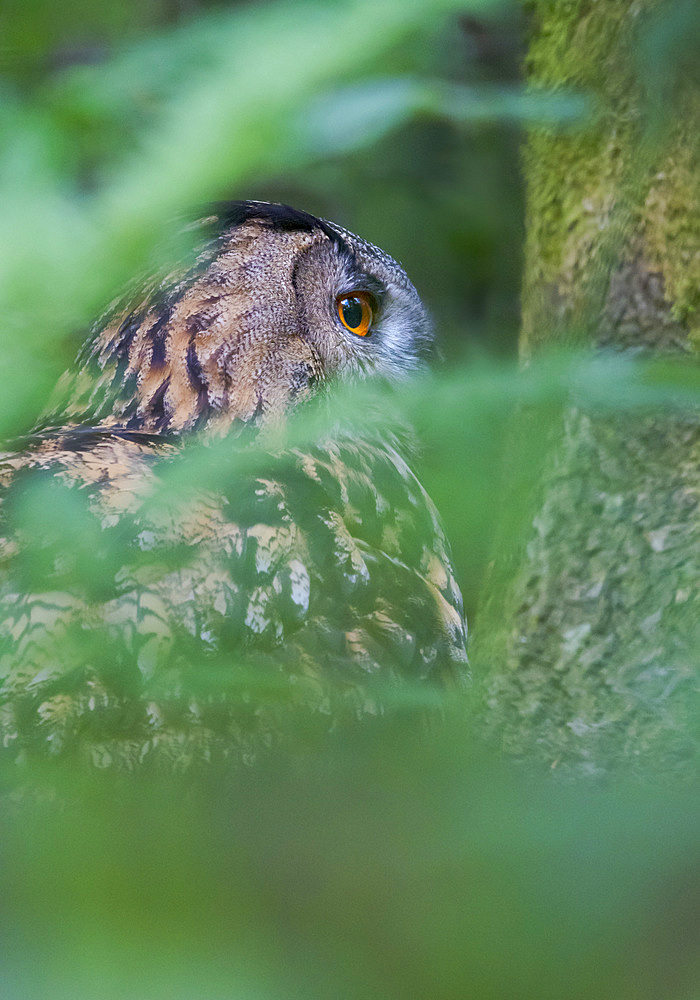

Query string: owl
0 201 467 768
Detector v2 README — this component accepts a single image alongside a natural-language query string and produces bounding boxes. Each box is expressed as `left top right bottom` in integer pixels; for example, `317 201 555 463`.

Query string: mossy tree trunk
473 0 700 776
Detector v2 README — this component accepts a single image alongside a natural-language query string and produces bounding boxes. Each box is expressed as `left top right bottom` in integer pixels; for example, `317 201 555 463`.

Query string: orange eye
336 292 374 337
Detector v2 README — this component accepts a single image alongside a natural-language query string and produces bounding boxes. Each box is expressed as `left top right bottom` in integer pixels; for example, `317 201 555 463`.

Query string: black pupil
342 297 365 329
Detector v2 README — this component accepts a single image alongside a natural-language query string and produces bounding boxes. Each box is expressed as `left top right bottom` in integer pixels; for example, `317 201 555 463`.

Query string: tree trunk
473 0 700 776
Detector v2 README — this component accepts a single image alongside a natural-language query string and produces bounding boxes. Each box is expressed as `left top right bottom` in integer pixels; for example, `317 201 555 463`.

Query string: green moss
521 0 700 352
474 1 700 777
642 101 700 345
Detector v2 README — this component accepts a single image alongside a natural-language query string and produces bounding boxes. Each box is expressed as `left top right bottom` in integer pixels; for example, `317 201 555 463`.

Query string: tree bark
473 0 700 776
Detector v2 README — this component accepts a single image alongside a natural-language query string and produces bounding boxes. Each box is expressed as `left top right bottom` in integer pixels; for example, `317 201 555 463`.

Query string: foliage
1 1 700 997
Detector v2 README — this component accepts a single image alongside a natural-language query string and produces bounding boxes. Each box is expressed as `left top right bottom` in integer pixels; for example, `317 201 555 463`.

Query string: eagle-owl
0 202 467 768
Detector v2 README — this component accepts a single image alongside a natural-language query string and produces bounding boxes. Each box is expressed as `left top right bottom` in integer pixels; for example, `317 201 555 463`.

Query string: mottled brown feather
0 202 467 768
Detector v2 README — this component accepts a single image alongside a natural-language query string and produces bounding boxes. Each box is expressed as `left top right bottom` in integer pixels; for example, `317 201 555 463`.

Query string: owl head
63 202 432 436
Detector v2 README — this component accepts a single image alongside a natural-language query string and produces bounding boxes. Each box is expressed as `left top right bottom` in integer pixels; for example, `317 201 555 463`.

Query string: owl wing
0 429 467 767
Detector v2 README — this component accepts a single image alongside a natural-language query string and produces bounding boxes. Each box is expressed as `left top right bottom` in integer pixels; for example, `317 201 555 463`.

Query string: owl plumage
0 202 467 768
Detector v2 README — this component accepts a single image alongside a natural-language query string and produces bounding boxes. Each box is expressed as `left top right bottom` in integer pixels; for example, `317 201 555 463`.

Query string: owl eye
336 292 374 337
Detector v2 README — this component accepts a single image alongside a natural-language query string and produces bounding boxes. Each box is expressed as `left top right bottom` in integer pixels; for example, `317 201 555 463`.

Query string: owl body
0 202 466 767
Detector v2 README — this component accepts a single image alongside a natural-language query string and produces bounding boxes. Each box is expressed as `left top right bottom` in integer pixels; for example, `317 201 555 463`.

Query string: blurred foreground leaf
3 725 700 1000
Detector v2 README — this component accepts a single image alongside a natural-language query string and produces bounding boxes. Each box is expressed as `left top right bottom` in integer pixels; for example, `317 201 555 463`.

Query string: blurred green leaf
303 77 589 155
3 730 700 999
